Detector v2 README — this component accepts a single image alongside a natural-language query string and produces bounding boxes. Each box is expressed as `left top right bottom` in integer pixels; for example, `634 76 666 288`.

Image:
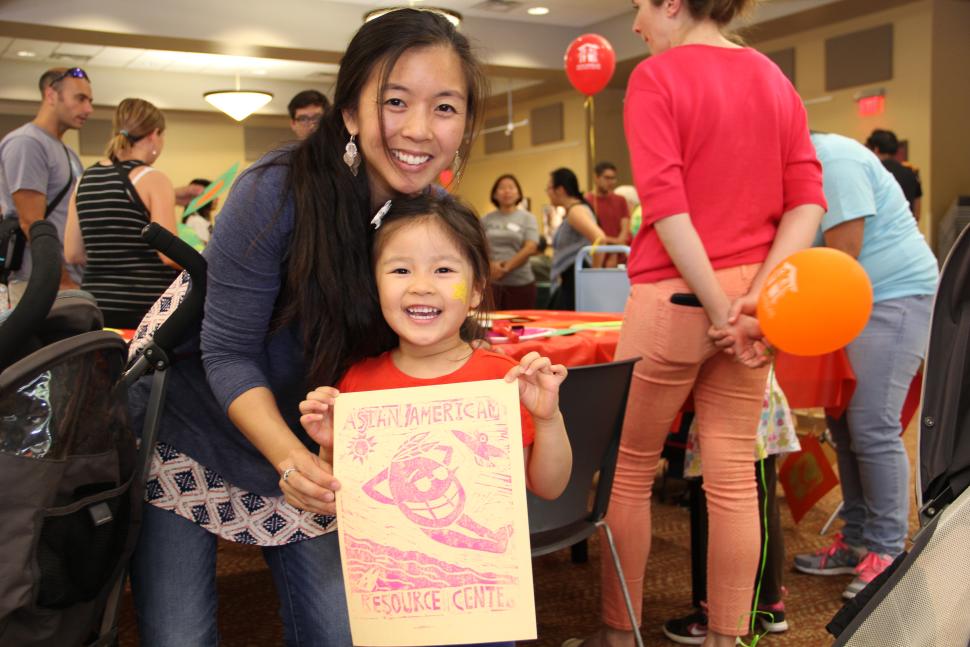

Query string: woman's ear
342 108 358 137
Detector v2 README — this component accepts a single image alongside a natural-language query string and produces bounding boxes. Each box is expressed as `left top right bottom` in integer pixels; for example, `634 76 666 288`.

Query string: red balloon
438 168 455 189
564 34 616 96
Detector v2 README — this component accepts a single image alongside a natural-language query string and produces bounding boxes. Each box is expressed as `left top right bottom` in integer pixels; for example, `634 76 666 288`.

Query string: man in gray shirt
0 67 92 306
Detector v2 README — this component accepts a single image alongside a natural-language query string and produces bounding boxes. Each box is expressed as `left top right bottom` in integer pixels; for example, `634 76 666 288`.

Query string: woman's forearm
654 213 732 327
502 240 538 272
227 386 308 473
747 203 824 297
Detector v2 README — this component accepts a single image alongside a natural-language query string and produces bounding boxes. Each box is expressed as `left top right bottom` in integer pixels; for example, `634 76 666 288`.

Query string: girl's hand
709 315 770 368
504 352 568 421
299 386 340 452
279 387 342 515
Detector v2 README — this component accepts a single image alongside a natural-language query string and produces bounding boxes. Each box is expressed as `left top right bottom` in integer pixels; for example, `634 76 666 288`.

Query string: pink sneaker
842 551 893 599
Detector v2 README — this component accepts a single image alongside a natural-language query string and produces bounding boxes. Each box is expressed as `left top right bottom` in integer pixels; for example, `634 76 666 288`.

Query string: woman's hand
280 387 343 515
490 260 507 281
504 352 568 421
709 313 771 368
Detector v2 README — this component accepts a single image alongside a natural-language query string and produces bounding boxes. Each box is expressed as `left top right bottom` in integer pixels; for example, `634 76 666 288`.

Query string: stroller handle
0 220 61 368
141 223 207 353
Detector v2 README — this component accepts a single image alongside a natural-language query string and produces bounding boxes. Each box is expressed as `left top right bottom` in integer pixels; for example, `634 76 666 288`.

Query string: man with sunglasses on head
287 89 330 141
0 67 92 307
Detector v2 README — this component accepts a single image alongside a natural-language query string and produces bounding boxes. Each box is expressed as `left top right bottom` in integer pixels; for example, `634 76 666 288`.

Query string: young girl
299 194 572 506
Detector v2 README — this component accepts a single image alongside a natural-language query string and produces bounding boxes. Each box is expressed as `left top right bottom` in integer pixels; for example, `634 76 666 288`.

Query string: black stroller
0 221 205 647
829 221 970 646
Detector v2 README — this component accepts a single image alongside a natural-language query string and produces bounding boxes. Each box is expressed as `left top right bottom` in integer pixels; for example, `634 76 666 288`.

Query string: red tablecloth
492 310 622 367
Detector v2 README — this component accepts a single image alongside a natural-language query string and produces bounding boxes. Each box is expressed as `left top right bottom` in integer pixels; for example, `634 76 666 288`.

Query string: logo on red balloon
564 34 616 96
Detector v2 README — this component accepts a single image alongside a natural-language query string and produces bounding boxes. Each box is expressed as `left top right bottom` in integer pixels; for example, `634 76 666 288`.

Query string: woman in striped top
65 98 179 329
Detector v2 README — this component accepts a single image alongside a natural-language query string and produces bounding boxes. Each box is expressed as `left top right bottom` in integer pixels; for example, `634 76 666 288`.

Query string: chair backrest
919 220 970 517
527 357 639 534
573 245 631 312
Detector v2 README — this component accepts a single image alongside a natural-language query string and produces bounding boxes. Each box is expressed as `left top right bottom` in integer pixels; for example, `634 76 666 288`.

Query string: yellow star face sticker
452 281 468 302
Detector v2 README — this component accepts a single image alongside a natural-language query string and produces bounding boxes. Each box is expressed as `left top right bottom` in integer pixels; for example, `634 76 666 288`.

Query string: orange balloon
757 248 873 356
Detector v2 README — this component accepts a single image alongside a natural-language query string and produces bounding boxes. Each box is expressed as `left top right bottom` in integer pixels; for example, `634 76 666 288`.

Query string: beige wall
930 0 970 248
753 1 935 238
457 90 589 232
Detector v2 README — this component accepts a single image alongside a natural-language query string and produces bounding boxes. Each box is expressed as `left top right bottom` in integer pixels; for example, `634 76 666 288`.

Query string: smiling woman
123 8 492 647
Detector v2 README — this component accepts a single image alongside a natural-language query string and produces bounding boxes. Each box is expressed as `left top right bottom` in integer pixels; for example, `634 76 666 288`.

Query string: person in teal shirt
794 132 937 600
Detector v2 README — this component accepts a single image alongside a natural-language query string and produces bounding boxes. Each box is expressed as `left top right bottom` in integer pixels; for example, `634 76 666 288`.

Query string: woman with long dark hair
126 9 487 645
546 167 608 310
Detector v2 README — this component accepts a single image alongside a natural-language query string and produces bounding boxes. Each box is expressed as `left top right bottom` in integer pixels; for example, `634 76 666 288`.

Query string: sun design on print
346 432 378 463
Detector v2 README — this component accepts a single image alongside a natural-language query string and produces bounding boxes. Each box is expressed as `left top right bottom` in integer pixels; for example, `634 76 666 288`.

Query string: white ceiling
0 0 844 118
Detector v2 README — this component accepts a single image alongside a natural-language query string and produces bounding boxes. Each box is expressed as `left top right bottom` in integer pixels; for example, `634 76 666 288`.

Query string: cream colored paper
334 379 537 646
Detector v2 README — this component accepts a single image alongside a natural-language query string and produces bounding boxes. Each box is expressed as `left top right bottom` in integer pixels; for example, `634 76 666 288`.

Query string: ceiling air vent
49 52 92 64
470 0 523 13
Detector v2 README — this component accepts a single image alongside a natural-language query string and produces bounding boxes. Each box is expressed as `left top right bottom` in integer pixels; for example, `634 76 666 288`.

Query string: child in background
299 194 572 647
178 177 215 250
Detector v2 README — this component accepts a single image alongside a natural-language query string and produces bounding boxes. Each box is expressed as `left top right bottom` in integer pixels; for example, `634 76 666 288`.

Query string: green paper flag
183 162 240 217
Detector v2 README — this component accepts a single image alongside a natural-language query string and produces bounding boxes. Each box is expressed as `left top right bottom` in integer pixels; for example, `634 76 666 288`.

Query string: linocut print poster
334 379 536 646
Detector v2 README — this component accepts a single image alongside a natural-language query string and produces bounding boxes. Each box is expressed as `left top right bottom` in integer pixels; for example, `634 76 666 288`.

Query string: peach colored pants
602 263 768 636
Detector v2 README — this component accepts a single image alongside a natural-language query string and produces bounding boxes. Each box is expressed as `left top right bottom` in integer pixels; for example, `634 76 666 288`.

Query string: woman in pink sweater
574 1 826 646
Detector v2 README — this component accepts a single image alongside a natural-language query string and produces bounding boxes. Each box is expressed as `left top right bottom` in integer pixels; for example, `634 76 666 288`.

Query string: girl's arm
505 352 572 499
64 190 86 265
134 169 180 268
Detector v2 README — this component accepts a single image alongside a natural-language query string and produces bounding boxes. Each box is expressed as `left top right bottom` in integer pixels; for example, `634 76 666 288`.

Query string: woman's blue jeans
130 503 517 646
829 294 932 556
130 502 350 646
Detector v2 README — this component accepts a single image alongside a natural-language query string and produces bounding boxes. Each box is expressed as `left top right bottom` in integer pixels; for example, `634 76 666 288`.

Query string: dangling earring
452 149 463 185
343 134 361 176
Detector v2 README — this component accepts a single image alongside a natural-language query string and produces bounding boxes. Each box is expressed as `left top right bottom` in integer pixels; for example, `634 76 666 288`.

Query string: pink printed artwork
334 380 536 646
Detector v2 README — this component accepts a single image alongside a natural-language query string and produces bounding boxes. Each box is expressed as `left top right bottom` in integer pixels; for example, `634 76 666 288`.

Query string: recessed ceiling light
16 50 36 58
252 69 267 75
527 6 549 16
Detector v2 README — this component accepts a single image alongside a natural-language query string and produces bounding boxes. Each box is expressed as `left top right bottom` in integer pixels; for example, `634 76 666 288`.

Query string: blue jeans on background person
130 502 350 647
828 294 933 556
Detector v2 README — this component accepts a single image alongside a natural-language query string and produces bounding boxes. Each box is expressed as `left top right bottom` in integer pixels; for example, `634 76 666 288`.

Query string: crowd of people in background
0 2 942 647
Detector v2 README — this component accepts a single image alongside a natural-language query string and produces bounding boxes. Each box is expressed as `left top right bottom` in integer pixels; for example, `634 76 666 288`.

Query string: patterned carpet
117 418 921 646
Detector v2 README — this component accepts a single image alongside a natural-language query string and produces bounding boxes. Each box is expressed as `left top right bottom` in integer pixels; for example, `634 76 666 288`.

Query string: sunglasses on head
51 67 90 85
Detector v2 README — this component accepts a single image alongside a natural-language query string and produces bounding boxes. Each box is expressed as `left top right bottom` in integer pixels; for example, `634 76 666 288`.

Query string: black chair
527 356 643 647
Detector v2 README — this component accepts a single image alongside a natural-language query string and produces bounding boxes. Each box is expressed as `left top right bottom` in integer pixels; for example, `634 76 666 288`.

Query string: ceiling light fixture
203 74 273 121
527 7 550 15
363 6 462 28
16 50 37 58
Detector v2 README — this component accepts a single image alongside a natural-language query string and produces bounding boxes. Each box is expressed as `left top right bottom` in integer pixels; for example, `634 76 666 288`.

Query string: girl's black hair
550 167 591 207
371 193 492 350
266 8 487 388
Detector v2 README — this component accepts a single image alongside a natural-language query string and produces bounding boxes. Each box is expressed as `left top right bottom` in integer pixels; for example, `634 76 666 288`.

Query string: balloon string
586 95 597 194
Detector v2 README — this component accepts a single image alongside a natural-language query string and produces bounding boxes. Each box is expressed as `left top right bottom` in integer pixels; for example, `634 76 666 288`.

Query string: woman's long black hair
272 8 487 388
